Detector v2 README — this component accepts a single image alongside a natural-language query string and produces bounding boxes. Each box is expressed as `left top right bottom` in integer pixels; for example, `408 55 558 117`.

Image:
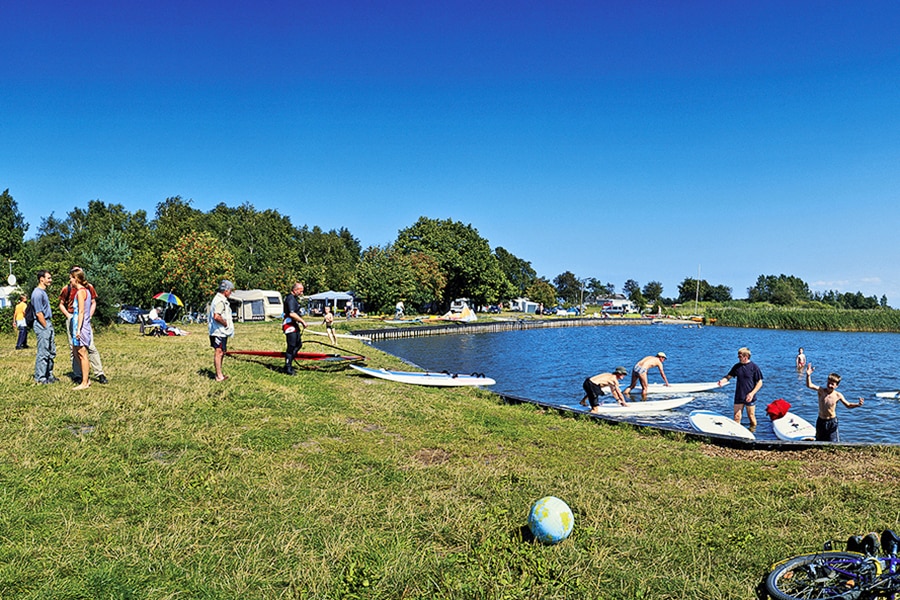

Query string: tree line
0 189 889 324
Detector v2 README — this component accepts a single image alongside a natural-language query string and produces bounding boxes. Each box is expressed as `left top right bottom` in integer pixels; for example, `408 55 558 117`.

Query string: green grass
1 321 899 598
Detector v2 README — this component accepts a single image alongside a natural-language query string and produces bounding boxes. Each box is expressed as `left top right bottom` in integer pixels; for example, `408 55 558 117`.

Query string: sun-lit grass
1 321 899 598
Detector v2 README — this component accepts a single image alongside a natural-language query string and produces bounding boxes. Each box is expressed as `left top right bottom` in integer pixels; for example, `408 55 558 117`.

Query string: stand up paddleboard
638 381 729 395
689 410 756 440
771 412 816 442
351 364 495 387
586 396 695 415
875 391 900 399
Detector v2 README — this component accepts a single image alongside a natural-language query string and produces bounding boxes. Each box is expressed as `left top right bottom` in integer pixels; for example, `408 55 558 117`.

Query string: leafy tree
677 277 710 304
747 274 811 304
0 189 28 260
395 217 506 307
160 232 235 310
642 281 663 303
295 225 361 293
707 284 733 302
623 279 641 301
586 278 614 300
553 271 581 305
495 247 536 295
83 228 132 323
355 245 444 314
525 278 558 308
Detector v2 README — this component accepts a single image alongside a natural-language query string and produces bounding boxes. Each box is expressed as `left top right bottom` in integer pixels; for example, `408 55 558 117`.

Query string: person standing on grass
282 282 307 375
717 347 763 430
32 270 58 384
59 266 108 384
323 305 337 344
623 353 669 400
69 267 93 390
13 294 28 349
806 364 863 442
208 280 234 382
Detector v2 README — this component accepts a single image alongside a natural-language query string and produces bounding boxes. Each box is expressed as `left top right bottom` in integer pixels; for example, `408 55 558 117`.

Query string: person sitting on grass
579 366 628 412
805 363 863 442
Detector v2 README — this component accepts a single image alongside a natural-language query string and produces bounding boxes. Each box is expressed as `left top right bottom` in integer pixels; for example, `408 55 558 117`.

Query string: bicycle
181 311 209 325
765 530 900 600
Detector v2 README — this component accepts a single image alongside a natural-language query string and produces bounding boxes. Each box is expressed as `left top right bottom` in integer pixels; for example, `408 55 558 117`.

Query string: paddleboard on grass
772 412 817 442
689 410 756 440
351 364 495 387
586 396 695 415
875 391 900 399
638 381 729 395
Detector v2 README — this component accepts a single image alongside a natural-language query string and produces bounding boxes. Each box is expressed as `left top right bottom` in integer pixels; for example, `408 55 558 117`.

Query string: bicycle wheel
766 551 879 600
181 315 193 325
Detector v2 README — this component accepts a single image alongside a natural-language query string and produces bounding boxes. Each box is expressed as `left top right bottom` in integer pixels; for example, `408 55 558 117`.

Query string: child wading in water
805 363 864 442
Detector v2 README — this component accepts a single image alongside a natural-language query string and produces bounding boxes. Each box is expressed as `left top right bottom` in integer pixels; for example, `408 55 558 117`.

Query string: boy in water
805 363 864 442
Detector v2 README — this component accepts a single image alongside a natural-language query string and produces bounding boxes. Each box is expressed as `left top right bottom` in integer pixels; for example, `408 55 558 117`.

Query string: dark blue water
374 324 900 444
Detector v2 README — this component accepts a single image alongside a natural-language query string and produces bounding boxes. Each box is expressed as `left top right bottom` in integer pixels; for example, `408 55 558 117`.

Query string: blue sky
3 1 899 303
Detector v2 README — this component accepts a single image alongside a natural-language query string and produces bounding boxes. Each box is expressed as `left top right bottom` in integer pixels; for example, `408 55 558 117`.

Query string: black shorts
582 378 606 408
210 336 228 352
816 417 839 442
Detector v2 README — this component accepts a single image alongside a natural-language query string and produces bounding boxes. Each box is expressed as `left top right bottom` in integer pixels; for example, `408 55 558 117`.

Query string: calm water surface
374 323 900 444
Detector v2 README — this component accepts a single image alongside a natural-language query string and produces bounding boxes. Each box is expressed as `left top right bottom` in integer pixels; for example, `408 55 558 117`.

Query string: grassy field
2 319 899 599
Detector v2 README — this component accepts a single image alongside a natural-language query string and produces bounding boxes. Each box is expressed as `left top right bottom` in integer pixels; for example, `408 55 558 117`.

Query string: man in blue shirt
717 347 763 430
31 270 59 384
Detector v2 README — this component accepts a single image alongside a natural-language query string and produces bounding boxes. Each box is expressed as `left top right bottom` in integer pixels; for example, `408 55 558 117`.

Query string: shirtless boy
580 366 628 412
805 363 863 442
624 353 669 400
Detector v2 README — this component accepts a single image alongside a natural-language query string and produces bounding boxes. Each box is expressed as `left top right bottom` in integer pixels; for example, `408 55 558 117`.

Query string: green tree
495 247 536 296
642 281 663 303
395 217 506 307
160 232 235 310
553 271 581 305
525 278 558 308
83 228 132 323
0 189 28 261
747 274 811 304
677 277 710 304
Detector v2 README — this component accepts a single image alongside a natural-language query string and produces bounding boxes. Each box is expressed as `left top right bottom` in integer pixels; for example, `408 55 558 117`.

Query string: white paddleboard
351 364 495 387
587 396 695 415
772 412 817 442
875 391 900 399
306 329 372 342
638 381 729 395
689 410 756 440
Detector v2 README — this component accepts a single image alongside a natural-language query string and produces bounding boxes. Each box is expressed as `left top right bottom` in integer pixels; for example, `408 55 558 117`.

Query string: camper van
230 290 284 322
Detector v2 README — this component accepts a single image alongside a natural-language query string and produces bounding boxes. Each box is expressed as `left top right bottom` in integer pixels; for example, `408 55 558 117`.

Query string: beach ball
528 496 574 544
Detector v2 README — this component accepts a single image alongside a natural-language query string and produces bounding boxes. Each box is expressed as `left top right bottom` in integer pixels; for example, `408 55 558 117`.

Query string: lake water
373 323 900 444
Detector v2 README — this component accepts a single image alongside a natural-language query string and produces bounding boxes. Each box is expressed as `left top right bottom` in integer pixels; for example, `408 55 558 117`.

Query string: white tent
306 290 355 315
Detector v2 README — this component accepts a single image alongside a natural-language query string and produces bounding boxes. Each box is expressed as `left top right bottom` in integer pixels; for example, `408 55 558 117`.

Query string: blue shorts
210 336 228 352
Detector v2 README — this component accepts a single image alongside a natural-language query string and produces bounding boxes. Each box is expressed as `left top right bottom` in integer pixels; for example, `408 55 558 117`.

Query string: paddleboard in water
350 364 495 387
689 410 756 440
586 396 695 415
875 391 900 399
638 381 729 395
772 412 817 442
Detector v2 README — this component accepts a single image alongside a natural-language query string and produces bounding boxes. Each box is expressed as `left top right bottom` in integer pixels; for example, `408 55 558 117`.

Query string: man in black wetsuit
282 282 308 375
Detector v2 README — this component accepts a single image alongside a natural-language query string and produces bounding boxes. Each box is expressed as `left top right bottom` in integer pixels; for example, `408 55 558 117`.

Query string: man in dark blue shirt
282 282 308 375
717 347 763 430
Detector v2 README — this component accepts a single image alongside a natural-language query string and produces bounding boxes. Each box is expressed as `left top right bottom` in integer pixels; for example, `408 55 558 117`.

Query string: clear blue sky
3 1 899 303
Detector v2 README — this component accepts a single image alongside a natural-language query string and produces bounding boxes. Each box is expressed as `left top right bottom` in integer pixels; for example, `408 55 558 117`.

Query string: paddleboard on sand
772 411 817 442
875 391 900 399
689 410 756 440
638 381 729 395
587 396 695 415
351 364 495 387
